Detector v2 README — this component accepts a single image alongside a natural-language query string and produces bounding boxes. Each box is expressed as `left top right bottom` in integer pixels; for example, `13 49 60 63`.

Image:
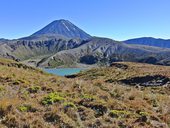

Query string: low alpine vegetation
0 59 169 127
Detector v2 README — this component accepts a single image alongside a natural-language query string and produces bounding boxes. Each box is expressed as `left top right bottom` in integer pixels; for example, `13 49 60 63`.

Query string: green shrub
109 110 131 118
81 94 95 101
63 102 76 108
139 111 149 116
41 92 65 105
18 105 36 112
0 86 5 92
18 106 29 112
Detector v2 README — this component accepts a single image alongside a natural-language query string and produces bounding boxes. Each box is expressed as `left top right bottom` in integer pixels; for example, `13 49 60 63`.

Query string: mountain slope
32 19 91 40
0 38 9 43
124 37 170 48
38 37 170 67
0 36 82 62
1 36 170 68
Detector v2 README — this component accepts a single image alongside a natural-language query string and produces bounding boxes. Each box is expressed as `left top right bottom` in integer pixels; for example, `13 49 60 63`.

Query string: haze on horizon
0 0 169 41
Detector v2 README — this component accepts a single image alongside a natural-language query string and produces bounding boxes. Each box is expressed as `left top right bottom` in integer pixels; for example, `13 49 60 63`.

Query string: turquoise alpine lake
44 68 85 76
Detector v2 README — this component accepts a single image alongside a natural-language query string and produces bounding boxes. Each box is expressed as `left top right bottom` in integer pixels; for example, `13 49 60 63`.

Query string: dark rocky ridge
38 37 170 68
125 37 170 48
0 37 82 61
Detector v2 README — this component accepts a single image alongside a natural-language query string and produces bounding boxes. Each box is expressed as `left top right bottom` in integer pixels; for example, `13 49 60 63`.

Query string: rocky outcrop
120 75 170 87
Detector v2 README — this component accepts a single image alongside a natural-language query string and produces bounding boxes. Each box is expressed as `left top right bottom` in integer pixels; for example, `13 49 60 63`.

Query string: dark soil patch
0 77 13 83
65 74 77 78
110 63 128 70
120 75 170 87
78 100 107 117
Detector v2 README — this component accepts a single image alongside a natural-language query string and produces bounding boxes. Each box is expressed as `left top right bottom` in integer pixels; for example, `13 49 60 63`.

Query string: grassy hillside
0 58 169 127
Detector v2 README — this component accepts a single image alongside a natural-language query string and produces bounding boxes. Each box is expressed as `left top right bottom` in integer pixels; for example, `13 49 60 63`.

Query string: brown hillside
0 59 169 127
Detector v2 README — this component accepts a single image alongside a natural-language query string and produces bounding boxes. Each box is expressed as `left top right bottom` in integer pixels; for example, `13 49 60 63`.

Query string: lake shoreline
44 68 87 76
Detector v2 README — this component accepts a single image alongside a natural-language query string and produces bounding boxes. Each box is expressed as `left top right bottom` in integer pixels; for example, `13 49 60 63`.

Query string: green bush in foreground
63 102 76 109
109 110 131 118
18 105 36 112
41 92 65 105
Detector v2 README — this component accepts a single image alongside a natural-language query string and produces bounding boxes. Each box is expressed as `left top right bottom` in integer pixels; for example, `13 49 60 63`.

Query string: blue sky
0 0 170 40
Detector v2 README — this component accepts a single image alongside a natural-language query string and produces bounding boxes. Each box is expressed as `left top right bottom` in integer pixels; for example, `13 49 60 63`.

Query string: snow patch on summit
62 22 70 31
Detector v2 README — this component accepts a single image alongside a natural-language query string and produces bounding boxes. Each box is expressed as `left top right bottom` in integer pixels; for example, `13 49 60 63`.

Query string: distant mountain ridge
124 37 170 48
31 19 91 40
1 19 170 67
37 37 170 67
